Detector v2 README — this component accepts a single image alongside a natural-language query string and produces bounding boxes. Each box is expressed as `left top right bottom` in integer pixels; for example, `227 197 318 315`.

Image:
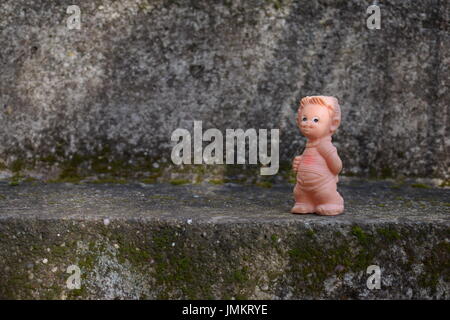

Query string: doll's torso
296 137 336 192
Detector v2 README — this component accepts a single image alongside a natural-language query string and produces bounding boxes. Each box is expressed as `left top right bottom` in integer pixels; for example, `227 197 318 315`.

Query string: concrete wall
0 0 448 180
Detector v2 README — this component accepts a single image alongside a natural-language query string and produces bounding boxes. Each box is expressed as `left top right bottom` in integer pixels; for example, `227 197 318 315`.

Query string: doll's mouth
302 129 314 136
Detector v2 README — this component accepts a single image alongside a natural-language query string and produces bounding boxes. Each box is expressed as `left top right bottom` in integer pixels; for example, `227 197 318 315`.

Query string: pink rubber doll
291 96 344 216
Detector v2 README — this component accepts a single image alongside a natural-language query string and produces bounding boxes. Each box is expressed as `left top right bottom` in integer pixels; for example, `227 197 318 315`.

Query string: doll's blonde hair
298 96 341 133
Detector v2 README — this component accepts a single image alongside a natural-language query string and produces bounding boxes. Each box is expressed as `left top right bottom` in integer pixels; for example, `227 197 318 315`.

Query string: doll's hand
292 156 302 172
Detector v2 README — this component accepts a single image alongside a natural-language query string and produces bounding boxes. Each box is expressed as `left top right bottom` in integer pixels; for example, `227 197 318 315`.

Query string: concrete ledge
0 179 448 299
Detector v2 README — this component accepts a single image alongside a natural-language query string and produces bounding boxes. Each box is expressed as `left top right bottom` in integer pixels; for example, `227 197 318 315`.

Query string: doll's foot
315 204 344 216
291 203 314 214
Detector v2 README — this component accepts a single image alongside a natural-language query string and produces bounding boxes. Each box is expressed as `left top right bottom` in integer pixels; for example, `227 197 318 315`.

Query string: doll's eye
312 117 319 123
302 117 307 122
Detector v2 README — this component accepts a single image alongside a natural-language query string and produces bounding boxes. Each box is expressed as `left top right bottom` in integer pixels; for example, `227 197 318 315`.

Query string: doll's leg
291 183 315 214
313 181 344 216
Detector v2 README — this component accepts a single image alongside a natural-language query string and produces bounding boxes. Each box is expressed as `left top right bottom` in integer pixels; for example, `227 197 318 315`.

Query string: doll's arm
292 156 302 172
317 142 342 175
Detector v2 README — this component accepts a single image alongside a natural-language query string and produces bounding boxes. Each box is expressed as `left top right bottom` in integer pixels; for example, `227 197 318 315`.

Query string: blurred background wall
0 0 448 181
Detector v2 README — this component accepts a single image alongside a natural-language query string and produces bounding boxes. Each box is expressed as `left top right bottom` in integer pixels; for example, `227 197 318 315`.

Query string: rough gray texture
0 178 448 299
0 0 449 181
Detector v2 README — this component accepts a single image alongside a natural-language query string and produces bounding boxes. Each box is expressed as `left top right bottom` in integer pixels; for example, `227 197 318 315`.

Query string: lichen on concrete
0 178 448 299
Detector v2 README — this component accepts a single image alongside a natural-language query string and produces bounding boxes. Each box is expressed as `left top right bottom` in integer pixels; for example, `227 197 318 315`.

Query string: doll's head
297 96 341 139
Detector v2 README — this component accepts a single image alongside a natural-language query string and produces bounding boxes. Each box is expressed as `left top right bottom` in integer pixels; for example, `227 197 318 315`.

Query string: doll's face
298 104 332 139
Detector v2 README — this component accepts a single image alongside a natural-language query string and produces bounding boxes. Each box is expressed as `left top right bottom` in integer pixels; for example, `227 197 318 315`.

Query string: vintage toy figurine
291 96 344 216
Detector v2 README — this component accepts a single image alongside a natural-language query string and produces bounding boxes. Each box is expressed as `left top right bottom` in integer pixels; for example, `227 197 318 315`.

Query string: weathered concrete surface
0 0 449 181
0 178 448 299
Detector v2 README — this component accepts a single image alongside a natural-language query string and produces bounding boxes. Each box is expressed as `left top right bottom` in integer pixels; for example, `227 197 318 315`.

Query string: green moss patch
170 179 190 185
411 183 431 189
